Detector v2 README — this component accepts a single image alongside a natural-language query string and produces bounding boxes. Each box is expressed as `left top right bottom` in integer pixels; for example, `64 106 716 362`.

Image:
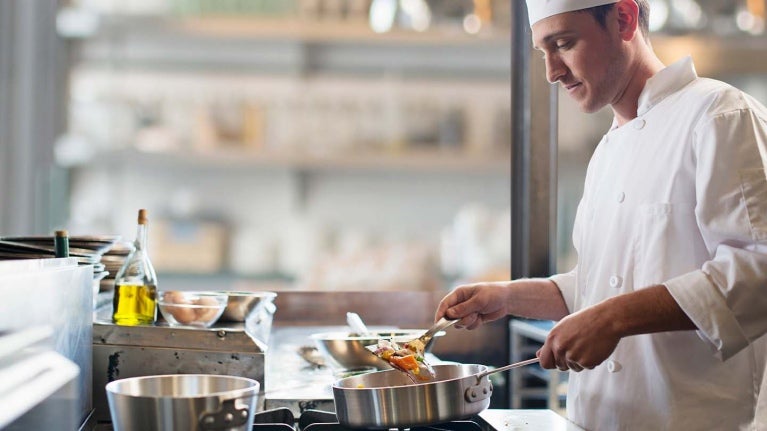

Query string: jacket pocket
739 168 767 241
635 202 701 288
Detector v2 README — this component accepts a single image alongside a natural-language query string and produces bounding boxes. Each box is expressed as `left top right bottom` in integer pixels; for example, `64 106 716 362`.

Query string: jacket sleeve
664 103 767 361
550 269 577 314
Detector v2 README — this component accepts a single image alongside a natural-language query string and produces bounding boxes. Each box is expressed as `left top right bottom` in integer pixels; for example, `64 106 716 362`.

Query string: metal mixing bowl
219 291 277 322
311 329 444 370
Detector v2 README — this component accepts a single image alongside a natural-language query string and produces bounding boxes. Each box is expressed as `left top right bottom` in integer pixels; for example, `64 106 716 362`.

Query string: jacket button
633 119 646 130
617 192 625 203
609 276 623 288
607 360 622 373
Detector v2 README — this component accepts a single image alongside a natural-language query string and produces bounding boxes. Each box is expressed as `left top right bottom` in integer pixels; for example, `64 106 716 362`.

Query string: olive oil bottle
113 209 158 325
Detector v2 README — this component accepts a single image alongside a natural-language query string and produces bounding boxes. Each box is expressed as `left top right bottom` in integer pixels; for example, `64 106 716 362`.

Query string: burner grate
295 410 482 431
95 408 485 431
252 408 297 431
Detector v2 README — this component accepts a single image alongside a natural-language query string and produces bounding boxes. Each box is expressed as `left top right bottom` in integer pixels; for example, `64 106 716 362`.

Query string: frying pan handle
475 357 540 381
464 378 493 403
464 358 540 404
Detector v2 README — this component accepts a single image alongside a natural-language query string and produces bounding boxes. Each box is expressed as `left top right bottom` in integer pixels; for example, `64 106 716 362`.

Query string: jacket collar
636 56 698 116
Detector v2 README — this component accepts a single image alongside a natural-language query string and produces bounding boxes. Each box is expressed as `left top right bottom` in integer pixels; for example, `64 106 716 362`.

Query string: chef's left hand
536 303 620 372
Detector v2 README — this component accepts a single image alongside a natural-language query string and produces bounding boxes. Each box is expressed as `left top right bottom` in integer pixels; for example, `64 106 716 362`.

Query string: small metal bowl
219 291 277 322
311 330 444 370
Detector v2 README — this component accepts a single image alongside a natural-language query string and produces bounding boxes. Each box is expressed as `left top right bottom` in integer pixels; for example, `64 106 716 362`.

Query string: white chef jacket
550 56 767 430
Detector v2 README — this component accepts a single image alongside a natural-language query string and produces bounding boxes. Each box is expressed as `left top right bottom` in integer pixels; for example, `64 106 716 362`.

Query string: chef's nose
544 54 566 84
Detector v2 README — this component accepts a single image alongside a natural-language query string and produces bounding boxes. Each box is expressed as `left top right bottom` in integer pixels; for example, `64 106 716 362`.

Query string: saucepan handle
199 396 253 430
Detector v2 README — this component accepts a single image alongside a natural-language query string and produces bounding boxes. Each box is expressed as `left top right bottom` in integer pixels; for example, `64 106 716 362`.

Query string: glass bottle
54 229 69 258
112 209 158 325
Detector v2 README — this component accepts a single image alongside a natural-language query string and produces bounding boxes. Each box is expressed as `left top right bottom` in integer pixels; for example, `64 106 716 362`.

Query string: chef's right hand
435 282 511 330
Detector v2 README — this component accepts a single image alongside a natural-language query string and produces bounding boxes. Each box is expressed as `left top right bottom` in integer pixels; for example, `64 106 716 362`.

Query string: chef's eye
556 40 573 50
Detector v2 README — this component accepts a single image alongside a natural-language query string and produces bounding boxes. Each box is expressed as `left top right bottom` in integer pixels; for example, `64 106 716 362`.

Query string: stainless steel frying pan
332 359 539 429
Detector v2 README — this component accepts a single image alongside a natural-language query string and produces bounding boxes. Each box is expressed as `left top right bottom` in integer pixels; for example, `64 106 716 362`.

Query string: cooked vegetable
390 354 419 372
370 339 435 382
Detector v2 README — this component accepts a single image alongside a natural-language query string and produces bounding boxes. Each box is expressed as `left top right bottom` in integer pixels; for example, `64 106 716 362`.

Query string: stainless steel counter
264 327 585 430
264 325 442 414
92 304 267 422
263 326 347 414
479 409 584 431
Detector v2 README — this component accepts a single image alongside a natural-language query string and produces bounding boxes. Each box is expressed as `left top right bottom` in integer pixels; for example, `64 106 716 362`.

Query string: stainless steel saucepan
106 374 260 431
333 358 539 429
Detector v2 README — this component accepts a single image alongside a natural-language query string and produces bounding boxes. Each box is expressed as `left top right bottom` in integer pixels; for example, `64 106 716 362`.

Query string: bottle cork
138 209 148 225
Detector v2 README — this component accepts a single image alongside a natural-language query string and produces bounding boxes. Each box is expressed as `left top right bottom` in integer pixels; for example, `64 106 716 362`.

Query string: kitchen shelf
67 13 511 78
174 16 511 45
67 14 510 45
86 147 511 174
510 319 567 411
156 270 294 291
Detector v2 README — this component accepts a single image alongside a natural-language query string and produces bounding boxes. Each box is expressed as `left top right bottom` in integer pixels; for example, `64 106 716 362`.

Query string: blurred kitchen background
1 0 767 410
3 0 767 290
4 0 517 293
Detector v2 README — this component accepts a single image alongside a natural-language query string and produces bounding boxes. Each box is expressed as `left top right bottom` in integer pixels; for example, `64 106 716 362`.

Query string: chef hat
526 0 620 26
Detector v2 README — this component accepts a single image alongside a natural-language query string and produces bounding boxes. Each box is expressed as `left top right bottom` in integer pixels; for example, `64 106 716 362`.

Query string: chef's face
532 9 627 113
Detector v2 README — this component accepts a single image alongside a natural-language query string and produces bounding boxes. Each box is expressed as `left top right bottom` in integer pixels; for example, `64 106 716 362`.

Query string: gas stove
254 408 483 431
254 408 584 431
93 408 583 431
265 408 583 431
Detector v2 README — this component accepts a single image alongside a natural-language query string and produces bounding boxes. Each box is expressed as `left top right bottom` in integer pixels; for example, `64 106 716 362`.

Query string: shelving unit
509 319 567 412
61 6 512 287
85 147 510 174
113 15 510 44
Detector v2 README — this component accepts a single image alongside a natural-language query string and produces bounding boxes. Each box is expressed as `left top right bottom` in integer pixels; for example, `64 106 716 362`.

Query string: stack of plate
0 235 120 284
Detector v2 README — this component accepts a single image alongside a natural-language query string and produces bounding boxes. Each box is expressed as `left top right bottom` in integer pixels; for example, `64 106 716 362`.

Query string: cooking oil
112 283 157 325
112 208 159 326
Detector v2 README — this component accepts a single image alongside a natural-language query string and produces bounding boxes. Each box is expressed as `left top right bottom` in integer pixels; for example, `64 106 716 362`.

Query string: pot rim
105 374 260 400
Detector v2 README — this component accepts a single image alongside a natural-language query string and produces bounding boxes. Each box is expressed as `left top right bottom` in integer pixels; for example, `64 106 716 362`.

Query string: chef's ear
615 0 640 42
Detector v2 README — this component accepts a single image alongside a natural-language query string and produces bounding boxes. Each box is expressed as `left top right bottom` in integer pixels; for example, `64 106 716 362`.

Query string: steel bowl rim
310 329 445 341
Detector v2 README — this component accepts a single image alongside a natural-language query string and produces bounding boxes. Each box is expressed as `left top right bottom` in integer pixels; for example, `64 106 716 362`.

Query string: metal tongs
401 317 459 356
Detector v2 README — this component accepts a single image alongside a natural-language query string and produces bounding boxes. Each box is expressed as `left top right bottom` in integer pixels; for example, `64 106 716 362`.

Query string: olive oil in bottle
113 209 158 326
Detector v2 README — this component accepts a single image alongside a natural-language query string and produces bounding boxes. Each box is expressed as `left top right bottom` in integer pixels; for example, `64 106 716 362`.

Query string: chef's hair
579 0 650 40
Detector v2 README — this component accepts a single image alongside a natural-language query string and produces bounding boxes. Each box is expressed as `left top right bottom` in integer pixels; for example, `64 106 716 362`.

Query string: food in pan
369 339 435 382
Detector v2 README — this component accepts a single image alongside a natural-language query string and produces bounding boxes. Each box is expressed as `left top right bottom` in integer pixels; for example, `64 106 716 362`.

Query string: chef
435 0 767 429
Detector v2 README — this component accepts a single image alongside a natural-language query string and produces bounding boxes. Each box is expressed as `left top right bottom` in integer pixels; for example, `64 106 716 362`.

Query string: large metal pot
106 374 259 431
333 364 494 429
